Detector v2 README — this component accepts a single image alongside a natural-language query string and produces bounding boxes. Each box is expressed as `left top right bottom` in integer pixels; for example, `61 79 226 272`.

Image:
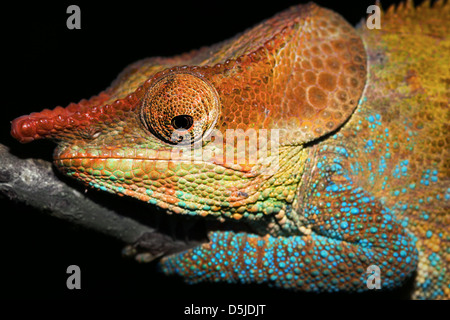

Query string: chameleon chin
11 1 449 299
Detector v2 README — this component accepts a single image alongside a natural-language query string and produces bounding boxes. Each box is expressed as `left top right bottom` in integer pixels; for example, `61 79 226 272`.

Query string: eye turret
141 72 220 145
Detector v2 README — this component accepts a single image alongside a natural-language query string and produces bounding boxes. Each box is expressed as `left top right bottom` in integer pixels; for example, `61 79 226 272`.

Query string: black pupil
171 115 194 130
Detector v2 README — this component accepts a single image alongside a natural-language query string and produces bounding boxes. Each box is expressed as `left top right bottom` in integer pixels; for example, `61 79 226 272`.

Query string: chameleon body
11 1 449 299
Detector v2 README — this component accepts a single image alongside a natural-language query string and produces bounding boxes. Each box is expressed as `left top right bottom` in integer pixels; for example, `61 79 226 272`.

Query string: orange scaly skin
11 2 449 299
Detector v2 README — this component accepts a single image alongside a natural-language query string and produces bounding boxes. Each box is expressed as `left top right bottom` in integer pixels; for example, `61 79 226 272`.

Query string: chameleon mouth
54 155 259 262
53 153 262 262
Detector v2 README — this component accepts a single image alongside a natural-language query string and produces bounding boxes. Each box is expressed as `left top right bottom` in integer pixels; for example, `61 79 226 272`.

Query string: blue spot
320 250 328 258
426 230 432 238
340 221 349 229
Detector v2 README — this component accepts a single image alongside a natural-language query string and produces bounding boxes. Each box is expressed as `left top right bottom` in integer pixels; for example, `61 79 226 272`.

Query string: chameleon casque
10 1 449 299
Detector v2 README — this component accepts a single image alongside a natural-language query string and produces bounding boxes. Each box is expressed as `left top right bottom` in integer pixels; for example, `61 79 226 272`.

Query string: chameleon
10 1 449 299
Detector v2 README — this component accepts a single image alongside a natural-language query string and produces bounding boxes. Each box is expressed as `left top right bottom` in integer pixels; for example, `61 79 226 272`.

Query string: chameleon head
10 3 366 230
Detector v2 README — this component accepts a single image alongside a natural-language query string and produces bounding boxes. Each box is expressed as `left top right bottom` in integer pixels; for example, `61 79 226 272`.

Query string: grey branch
0 143 194 260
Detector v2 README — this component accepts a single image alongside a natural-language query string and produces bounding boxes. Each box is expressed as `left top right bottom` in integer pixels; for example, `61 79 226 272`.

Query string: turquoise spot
320 250 328 258
426 230 433 238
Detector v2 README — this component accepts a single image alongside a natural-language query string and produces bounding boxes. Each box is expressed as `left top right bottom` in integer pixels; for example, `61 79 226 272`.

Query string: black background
1 0 419 301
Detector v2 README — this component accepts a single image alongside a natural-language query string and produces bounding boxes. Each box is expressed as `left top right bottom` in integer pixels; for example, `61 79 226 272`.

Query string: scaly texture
11 1 449 299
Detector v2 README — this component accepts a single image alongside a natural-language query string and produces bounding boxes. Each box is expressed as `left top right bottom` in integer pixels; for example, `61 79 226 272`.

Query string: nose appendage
10 91 140 143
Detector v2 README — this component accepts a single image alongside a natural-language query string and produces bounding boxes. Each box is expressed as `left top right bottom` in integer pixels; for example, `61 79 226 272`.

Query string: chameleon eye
141 72 220 145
